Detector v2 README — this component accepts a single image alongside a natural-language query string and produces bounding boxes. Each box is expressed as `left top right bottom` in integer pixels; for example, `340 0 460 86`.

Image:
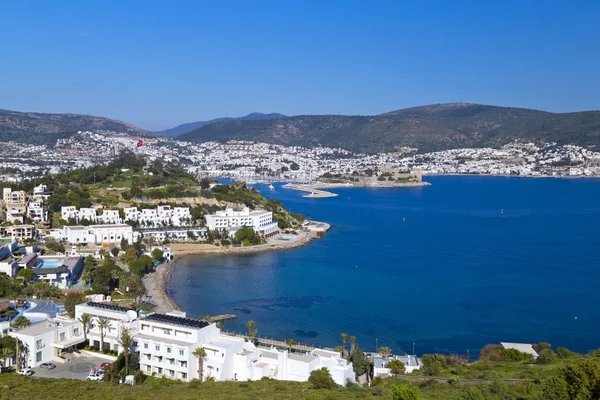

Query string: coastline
145 230 316 313
284 181 431 198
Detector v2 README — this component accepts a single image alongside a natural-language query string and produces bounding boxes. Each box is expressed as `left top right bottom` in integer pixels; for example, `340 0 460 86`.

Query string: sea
168 176 600 357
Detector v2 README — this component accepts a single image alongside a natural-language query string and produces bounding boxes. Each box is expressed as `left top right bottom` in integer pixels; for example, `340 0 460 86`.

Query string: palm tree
193 347 207 382
118 328 134 375
349 336 357 354
378 346 392 359
78 313 92 346
245 320 258 344
1 347 14 369
341 333 348 356
285 339 296 353
97 317 110 352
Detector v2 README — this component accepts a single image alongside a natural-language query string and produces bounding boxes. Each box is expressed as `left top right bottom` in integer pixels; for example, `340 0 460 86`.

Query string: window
169 370 175 377
181 372 187 380
157 367 162 374
36 340 43 350
36 351 42 363
144 343 148 349
146 365 151 372
74 328 80 336
167 347 171 353
179 349 184 356
60 332 66 341
155 345 160 351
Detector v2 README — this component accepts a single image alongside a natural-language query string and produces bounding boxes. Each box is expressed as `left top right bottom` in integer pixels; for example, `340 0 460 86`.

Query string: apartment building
137 312 219 381
9 317 84 367
124 206 192 227
205 207 279 237
60 206 123 224
0 225 36 240
27 200 48 223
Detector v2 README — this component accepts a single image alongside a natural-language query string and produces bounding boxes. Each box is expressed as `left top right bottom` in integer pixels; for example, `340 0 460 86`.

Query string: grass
0 371 543 400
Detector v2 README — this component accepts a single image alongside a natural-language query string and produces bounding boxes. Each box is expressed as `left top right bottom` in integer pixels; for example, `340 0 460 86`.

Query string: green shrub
308 368 336 389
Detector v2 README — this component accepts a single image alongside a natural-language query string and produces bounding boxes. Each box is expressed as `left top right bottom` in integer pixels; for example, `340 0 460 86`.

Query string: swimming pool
278 235 296 241
38 259 65 269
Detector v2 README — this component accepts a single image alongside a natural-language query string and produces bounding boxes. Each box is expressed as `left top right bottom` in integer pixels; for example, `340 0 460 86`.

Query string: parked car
40 363 56 370
17 368 34 376
87 369 104 381
99 362 111 369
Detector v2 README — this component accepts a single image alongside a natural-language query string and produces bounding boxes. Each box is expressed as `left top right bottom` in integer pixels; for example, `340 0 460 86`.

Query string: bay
168 176 600 356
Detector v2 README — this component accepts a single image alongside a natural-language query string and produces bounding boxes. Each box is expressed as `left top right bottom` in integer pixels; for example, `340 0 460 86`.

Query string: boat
268 184 275 191
500 209 504 214
402 218 406 224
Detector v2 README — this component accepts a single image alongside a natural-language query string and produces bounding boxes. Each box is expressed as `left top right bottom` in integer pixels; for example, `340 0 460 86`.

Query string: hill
0 109 151 146
178 103 600 153
161 112 287 137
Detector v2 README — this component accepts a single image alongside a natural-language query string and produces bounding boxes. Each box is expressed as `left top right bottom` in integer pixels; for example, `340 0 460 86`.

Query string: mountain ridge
178 103 600 154
0 109 152 145
160 112 287 137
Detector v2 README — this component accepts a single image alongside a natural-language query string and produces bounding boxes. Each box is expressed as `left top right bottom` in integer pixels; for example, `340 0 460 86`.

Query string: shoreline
145 230 316 313
284 181 431 198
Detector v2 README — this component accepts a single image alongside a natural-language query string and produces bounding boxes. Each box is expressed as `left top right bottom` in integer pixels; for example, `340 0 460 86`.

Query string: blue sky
0 0 598 130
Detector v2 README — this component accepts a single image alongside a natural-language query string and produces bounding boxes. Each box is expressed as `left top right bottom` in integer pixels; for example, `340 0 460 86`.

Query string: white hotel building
205 207 279 237
61 206 123 224
73 304 355 386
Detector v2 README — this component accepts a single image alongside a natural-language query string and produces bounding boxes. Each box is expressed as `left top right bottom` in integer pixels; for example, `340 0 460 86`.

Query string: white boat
268 184 275 190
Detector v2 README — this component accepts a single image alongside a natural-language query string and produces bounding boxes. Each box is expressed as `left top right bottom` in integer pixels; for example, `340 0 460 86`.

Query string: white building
140 227 206 243
33 184 50 200
27 201 48 223
372 354 421 378
124 206 192 228
0 244 18 277
33 256 83 289
9 317 84 368
205 207 279 237
135 312 355 385
75 302 139 353
62 224 133 245
60 207 122 224
61 206 79 221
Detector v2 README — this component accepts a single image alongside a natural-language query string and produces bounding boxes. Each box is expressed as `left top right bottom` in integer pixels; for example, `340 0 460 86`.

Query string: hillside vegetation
0 109 151 145
161 112 287 137
178 103 600 154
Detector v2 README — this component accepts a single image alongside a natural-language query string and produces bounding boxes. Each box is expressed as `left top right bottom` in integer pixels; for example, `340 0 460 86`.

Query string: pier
197 314 238 322
222 331 317 353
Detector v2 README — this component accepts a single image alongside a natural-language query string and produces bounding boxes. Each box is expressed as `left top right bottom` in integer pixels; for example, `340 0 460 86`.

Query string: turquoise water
169 176 600 356
38 259 64 269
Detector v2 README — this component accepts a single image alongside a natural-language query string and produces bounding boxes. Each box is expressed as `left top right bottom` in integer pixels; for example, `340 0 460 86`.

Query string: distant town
2 130 600 185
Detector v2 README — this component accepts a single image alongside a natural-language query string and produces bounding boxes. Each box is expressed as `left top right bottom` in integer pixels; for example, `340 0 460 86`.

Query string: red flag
136 140 143 148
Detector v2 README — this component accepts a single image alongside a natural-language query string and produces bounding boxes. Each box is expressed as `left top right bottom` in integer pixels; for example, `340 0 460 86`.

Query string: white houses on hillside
205 207 279 237
60 206 123 225
123 205 192 227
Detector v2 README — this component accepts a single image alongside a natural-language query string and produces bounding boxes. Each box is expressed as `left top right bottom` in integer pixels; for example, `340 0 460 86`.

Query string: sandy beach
143 231 316 312
142 260 180 314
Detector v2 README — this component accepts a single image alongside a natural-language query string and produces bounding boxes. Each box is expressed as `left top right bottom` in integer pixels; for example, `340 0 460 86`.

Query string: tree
124 246 139 264
387 359 405 375
110 247 120 258
341 333 348 357
538 348 558 364
64 292 86 318
78 313 92 345
308 367 336 389
118 328 134 375
421 354 443 376
120 238 129 252
97 316 110 352
349 336 357 353
1 346 14 370
286 339 296 353
193 347 207 382
11 316 31 330
391 383 422 400
151 248 164 261
18 268 34 282
348 345 370 379
245 320 258 344
378 346 392 359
